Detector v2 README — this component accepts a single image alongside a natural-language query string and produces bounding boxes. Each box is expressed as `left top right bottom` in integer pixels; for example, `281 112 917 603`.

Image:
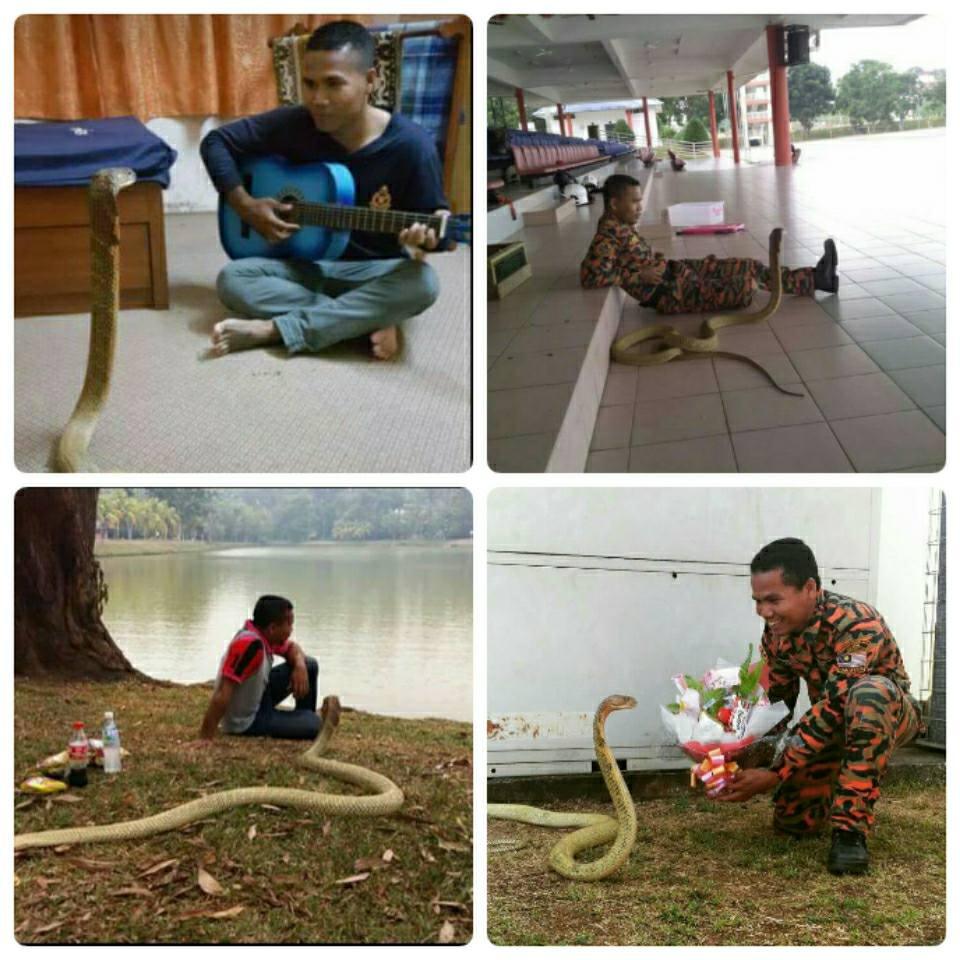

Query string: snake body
14 714 403 851
488 695 638 881
611 227 803 398
55 167 137 472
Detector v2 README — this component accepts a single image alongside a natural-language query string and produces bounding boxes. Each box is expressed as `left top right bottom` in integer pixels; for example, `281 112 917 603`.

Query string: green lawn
15 679 472 945
488 778 944 946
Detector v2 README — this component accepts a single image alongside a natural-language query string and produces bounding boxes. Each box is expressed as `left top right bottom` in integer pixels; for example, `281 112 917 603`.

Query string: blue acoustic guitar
218 156 472 261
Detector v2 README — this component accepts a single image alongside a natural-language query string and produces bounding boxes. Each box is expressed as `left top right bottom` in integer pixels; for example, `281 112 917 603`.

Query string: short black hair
602 174 641 208
252 595 294 629
305 20 376 71
750 538 821 590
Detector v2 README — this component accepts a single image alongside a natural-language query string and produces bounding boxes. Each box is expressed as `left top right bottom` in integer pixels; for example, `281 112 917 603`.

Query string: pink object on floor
675 223 746 235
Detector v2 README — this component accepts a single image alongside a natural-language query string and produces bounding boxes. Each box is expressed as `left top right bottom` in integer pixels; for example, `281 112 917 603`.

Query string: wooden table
15 181 169 316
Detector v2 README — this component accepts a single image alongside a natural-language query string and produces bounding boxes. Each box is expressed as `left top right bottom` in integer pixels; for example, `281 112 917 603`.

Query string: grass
14 679 472 945
488 781 944 946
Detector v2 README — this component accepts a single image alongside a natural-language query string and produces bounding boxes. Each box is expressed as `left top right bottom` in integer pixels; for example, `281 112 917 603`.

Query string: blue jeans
216 256 440 354
242 656 321 740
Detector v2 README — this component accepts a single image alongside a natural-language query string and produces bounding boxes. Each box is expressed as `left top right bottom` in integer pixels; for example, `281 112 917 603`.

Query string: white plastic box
667 201 725 226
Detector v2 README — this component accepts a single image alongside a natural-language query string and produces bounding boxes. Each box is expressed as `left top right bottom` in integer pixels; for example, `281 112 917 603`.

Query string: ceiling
488 14 923 109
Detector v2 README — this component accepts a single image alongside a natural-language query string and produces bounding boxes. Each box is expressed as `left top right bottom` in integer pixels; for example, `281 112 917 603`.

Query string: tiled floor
490 129 946 472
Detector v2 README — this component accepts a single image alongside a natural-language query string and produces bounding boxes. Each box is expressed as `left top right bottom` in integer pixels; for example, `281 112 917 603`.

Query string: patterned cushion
271 30 400 110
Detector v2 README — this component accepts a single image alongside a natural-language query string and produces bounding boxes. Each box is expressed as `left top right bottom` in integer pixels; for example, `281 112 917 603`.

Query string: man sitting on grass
580 174 839 313
197 595 340 740
716 538 922 876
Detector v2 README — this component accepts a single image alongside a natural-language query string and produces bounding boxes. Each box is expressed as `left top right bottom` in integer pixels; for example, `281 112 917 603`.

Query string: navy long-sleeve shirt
201 106 449 260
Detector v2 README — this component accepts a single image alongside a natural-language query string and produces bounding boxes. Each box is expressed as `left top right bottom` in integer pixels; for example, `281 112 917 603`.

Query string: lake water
99 542 473 722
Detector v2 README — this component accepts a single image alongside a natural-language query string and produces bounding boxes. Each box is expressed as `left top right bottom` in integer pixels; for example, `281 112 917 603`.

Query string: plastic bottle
67 721 89 787
101 711 122 775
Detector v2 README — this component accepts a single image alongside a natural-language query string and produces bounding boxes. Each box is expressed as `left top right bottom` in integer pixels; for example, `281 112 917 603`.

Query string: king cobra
55 167 137 472
488 695 637 881
611 227 804 398
15 712 403 851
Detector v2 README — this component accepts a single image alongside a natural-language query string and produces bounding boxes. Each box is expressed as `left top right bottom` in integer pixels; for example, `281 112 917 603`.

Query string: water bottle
67 721 89 787
102 711 122 775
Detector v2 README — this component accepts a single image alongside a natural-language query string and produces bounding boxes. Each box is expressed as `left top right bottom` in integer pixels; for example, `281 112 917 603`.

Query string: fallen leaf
419 846 437 863
322 820 332 837
113 885 154 898
139 858 178 878
197 866 224 896
15 798 36 811
433 899 469 912
382 849 395 863
53 844 73 853
51 794 84 803
33 920 65 935
260 804 282 812
333 872 370 886
247 825 257 841
438 840 471 853
353 856 387 873
207 905 246 919
439 920 456 944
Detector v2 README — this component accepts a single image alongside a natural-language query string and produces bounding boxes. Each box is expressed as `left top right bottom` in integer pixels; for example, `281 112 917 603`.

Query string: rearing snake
488 695 638 881
15 712 403 851
55 167 137 473
611 228 804 398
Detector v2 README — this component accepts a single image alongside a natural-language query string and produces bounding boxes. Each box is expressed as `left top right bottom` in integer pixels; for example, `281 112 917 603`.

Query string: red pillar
726 70 740 164
642 97 652 147
625 109 634 130
556 103 564 136
515 88 527 131
708 90 720 158
766 25 792 166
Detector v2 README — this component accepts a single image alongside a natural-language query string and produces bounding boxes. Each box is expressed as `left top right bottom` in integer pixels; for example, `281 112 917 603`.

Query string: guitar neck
292 201 445 238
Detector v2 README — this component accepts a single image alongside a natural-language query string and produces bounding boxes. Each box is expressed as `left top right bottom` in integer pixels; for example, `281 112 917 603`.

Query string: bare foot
370 326 400 361
211 318 282 356
320 695 342 732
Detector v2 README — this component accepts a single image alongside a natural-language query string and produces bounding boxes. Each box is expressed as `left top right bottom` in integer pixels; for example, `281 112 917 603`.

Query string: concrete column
708 90 720 158
515 88 527 131
726 70 740 164
642 97 652 147
766 25 792 166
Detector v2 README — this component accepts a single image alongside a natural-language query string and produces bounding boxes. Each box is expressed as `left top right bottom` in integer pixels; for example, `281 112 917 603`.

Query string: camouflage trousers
628 255 815 315
773 676 922 836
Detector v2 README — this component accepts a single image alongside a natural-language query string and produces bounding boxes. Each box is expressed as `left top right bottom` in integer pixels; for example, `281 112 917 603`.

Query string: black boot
827 828 869 875
814 238 839 293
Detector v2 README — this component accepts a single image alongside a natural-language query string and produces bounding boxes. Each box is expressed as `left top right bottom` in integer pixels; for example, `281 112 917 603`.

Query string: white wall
146 116 225 213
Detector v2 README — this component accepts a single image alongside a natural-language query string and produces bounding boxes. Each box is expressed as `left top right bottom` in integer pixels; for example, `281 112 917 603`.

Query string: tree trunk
15 489 144 680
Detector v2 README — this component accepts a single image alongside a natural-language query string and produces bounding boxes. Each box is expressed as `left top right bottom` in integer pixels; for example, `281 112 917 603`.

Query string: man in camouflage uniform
579 175 839 313
717 538 922 875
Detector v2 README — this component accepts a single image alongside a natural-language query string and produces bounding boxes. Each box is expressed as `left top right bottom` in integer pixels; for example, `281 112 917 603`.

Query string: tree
922 69 946 117
679 117 710 142
893 68 923 128
15 489 142 679
788 62 835 132
836 60 899 131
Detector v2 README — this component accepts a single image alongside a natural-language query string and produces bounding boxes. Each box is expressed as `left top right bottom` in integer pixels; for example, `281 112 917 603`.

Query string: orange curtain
14 14 430 120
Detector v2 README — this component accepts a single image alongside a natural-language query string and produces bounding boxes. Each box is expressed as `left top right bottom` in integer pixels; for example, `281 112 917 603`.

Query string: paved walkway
553 129 945 472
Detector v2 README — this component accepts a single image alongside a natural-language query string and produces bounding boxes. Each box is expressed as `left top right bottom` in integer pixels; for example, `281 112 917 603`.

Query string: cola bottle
67 721 90 788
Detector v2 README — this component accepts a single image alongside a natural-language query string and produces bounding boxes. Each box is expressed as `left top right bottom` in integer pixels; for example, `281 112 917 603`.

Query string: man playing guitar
201 20 449 360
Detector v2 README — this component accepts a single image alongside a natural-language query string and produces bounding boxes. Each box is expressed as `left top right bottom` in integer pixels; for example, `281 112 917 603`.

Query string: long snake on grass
611 227 804 397
55 167 137 472
488 695 638 881
15 712 403 851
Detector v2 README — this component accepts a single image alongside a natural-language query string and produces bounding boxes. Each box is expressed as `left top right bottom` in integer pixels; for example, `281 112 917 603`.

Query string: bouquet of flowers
661 644 789 795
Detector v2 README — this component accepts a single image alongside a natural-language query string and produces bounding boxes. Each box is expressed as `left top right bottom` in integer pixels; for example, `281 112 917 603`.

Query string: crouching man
716 538 922 876
198 594 340 740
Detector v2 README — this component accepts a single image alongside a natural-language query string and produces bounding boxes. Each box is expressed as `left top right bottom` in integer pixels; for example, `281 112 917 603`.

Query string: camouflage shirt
580 214 655 295
761 590 913 780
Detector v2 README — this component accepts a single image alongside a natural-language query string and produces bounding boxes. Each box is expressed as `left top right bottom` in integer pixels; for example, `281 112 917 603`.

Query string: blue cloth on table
14 116 177 188
399 35 458 162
